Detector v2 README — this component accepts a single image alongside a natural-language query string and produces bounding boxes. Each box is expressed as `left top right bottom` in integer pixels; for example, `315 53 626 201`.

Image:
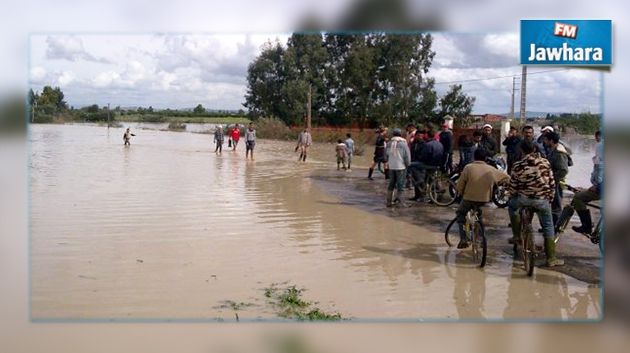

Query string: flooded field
30 124 601 321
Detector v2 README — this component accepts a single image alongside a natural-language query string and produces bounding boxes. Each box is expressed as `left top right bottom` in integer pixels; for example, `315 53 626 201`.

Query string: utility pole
519 66 527 121
306 84 312 130
107 103 111 128
510 76 520 120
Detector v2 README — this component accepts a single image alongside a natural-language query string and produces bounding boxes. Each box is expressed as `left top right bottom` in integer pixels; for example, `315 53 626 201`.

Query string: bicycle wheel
492 185 509 208
429 173 457 206
445 217 458 247
471 219 487 268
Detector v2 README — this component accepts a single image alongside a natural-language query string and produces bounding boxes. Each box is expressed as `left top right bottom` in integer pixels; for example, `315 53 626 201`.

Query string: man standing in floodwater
231 124 241 151
344 133 354 171
368 127 388 180
335 139 348 170
123 128 135 146
245 123 256 160
214 125 225 154
385 128 411 207
296 128 312 162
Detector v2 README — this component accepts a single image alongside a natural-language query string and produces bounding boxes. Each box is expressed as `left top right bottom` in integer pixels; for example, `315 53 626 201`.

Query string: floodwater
29 124 601 321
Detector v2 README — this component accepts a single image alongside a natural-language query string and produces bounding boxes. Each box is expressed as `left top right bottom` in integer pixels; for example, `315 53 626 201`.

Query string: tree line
243 33 475 128
29 87 246 123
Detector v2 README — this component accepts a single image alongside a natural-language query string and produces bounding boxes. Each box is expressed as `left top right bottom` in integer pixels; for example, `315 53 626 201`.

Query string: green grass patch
263 283 343 321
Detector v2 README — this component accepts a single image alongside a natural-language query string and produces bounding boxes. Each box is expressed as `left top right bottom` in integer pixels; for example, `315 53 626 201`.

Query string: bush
168 122 186 131
254 117 296 140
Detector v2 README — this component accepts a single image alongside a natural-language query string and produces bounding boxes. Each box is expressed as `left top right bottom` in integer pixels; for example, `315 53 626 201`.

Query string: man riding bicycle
454 148 510 249
507 140 564 267
563 131 603 235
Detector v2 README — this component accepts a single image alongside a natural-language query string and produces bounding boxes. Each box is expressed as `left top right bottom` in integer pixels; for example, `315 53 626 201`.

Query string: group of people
369 122 454 206
368 121 603 268
213 123 257 160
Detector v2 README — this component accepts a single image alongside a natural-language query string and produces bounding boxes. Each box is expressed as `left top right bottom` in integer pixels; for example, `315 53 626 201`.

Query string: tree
193 104 206 114
243 40 286 121
38 86 68 111
436 84 475 126
283 33 328 126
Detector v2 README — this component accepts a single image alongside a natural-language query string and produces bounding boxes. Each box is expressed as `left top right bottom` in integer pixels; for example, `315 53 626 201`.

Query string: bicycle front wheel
429 173 457 206
471 220 487 268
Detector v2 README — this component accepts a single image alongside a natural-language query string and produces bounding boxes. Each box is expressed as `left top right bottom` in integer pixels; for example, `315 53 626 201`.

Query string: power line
433 68 570 85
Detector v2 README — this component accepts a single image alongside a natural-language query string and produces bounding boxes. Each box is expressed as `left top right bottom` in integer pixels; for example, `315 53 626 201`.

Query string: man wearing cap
538 126 554 156
480 124 498 157
385 128 411 207
542 131 569 226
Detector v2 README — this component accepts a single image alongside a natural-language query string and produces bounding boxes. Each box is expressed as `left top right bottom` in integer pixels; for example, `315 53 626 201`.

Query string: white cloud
46 35 112 63
56 71 75 86
482 33 519 58
30 66 47 83
93 71 121 88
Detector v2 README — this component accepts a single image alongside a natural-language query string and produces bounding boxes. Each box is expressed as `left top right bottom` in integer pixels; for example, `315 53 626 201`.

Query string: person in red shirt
231 123 241 151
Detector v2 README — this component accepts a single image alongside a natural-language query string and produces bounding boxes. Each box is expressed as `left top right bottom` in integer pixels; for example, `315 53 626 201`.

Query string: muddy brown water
29 124 601 320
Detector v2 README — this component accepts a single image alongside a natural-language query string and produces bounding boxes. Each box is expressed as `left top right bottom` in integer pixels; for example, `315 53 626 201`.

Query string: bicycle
554 184 603 254
513 207 536 276
411 166 458 206
445 206 487 267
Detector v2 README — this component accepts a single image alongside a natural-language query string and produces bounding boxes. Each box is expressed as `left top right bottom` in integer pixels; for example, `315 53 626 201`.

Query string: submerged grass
263 284 343 321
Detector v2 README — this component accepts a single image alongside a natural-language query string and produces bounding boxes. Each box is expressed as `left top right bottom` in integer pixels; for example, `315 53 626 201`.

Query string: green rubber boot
544 237 565 267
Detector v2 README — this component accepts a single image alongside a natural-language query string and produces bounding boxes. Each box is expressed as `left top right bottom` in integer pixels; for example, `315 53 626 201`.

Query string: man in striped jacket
507 140 564 267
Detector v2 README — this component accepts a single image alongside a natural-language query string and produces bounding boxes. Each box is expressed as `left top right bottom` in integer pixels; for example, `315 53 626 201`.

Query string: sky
29 32 601 115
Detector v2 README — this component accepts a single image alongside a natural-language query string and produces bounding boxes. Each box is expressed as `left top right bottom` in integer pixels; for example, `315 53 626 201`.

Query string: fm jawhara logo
521 20 612 65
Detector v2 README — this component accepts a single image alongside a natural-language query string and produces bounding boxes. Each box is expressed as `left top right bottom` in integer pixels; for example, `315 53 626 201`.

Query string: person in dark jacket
409 130 444 201
458 133 474 169
502 126 521 174
480 124 498 157
542 131 569 226
439 123 453 172
408 132 426 201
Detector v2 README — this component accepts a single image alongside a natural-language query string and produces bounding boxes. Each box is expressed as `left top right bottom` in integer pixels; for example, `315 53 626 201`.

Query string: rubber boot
572 210 593 235
555 206 574 233
368 168 374 180
384 168 390 180
386 190 394 207
302 154 307 162
544 237 564 267
508 213 521 244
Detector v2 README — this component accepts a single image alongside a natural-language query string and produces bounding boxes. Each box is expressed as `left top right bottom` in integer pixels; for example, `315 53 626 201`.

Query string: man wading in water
123 128 135 146
214 125 225 154
231 124 241 151
296 128 312 162
245 123 256 160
